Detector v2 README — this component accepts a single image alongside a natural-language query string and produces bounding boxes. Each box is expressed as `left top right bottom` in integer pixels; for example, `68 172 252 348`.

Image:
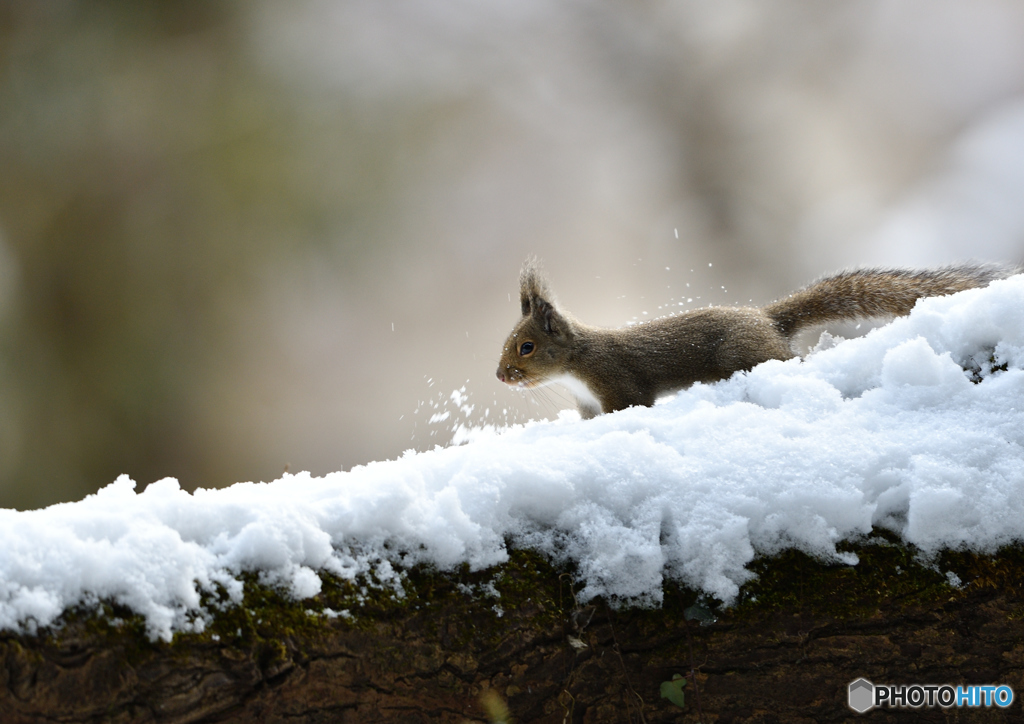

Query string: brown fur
496 259 1016 418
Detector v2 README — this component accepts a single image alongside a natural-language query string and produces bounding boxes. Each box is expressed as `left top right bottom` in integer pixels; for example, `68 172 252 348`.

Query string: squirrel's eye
519 341 535 357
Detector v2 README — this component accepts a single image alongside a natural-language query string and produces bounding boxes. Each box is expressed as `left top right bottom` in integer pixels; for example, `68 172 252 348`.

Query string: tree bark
2 539 1023 723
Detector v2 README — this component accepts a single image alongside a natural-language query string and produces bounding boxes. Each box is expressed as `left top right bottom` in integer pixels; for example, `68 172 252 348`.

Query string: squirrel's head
496 258 576 389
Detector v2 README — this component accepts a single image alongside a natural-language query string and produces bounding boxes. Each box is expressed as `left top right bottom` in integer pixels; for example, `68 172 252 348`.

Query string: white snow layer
5 277 1024 641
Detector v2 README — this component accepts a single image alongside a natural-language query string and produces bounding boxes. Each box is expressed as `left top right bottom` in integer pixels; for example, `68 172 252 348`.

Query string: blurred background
2 0 1024 509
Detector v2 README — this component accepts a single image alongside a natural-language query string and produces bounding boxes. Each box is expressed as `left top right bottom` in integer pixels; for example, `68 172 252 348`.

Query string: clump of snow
411 381 518 446
4 277 1024 641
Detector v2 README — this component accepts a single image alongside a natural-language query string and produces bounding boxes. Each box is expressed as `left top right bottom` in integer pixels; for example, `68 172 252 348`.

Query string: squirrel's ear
519 256 554 316
532 296 563 335
520 258 563 333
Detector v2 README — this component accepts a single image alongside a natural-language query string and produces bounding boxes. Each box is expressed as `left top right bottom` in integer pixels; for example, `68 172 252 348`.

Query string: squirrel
496 258 1016 419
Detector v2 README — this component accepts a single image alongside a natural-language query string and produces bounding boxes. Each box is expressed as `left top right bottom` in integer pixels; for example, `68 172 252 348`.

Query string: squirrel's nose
496 369 506 383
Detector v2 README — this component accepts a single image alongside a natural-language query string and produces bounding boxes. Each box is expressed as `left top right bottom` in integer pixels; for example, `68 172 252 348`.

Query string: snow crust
5 277 1024 640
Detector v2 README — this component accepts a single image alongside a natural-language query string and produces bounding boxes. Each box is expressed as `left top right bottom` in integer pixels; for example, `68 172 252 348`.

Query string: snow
5 277 1024 641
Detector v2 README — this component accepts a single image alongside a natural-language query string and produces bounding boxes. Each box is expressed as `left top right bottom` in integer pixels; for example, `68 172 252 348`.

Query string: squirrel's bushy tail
764 263 1017 338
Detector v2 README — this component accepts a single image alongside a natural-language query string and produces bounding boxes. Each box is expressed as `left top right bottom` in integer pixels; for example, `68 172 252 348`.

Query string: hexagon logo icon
848 678 874 713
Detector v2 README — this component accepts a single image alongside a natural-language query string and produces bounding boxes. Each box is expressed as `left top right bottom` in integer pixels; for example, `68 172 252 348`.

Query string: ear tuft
519 256 554 316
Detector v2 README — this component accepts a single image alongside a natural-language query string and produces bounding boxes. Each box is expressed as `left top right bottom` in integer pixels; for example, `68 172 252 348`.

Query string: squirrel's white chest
546 373 603 418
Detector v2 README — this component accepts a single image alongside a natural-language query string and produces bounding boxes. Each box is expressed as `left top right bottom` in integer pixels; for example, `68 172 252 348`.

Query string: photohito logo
848 678 1014 713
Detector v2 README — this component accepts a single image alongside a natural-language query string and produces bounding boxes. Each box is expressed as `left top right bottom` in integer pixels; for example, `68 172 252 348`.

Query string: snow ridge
4 277 1024 640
